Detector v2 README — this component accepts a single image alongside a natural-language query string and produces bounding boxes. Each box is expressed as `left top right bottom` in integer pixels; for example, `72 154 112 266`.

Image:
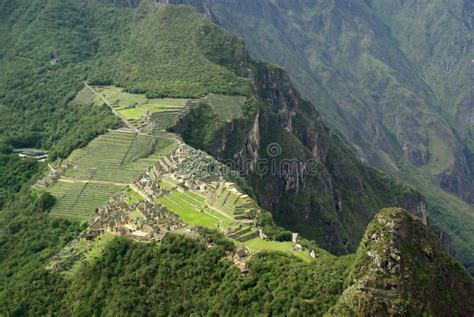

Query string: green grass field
157 187 237 228
97 86 147 107
162 189 236 226
240 238 322 262
158 193 221 228
118 108 143 120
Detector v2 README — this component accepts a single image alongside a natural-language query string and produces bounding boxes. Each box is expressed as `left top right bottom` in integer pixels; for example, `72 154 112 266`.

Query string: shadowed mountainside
162 0 474 275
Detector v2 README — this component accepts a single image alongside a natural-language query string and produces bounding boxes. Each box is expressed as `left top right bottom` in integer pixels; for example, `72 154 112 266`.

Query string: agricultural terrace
155 179 312 261
48 182 122 220
52 84 312 261
64 130 177 184
238 238 319 262
94 85 189 130
70 86 99 105
48 130 177 220
207 94 246 122
158 189 234 229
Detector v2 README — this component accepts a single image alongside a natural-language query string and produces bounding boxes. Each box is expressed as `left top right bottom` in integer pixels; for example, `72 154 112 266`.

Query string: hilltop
330 208 474 316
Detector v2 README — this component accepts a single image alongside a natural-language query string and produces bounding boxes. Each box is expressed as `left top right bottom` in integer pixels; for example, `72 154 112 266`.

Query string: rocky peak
329 208 474 316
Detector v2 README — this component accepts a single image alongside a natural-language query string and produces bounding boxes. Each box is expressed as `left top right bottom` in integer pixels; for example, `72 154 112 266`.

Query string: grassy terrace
95 86 248 130
55 84 313 261
206 184 257 219
239 238 313 262
65 130 177 184
70 86 99 105
95 85 189 130
207 94 246 122
48 130 177 220
158 190 233 229
151 111 183 130
48 182 122 220
157 187 312 261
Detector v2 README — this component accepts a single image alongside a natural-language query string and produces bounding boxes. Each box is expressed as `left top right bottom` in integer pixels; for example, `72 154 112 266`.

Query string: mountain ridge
165 0 474 274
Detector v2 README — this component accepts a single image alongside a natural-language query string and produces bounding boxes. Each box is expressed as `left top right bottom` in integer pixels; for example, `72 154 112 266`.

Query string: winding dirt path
84 82 138 132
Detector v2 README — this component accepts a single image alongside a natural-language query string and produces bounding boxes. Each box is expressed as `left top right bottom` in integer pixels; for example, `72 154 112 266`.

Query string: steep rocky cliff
175 53 427 255
161 0 474 274
171 0 474 203
329 208 474 316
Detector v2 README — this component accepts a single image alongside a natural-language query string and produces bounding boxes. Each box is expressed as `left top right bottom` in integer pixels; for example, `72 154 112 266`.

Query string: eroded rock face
328 208 474 316
165 0 474 273
176 57 428 255
437 159 474 204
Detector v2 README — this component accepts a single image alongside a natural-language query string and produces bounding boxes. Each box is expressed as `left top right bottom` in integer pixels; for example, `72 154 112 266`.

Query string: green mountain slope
0 1 472 315
330 208 474 316
370 0 473 143
170 0 474 274
63 210 474 316
0 0 426 254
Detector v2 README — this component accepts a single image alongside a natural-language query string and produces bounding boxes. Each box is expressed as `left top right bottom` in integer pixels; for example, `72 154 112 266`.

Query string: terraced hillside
96 85 190 130
2 2 472 315
47 124 178 219
47 85 250 222
157 184 312 260
205 182 259 220
64 131 176 183
207 94 246 122
135 145 314 260
49 182 122 220
47 85 311 260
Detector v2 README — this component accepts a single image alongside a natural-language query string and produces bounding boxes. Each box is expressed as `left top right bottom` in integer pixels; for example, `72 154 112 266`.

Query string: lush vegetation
191 0 474 272
0 186 82 315
0 155 39 209
178 62 427 256
330 208 474 315
0 1 123 158
0 1 472 315
64 233 352 316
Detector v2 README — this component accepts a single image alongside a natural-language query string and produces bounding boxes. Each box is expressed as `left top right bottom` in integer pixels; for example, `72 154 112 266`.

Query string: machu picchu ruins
43 85 314 275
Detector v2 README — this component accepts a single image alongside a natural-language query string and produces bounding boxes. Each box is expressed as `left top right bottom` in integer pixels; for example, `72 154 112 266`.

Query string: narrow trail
84 82 138 132
59 178 127 187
